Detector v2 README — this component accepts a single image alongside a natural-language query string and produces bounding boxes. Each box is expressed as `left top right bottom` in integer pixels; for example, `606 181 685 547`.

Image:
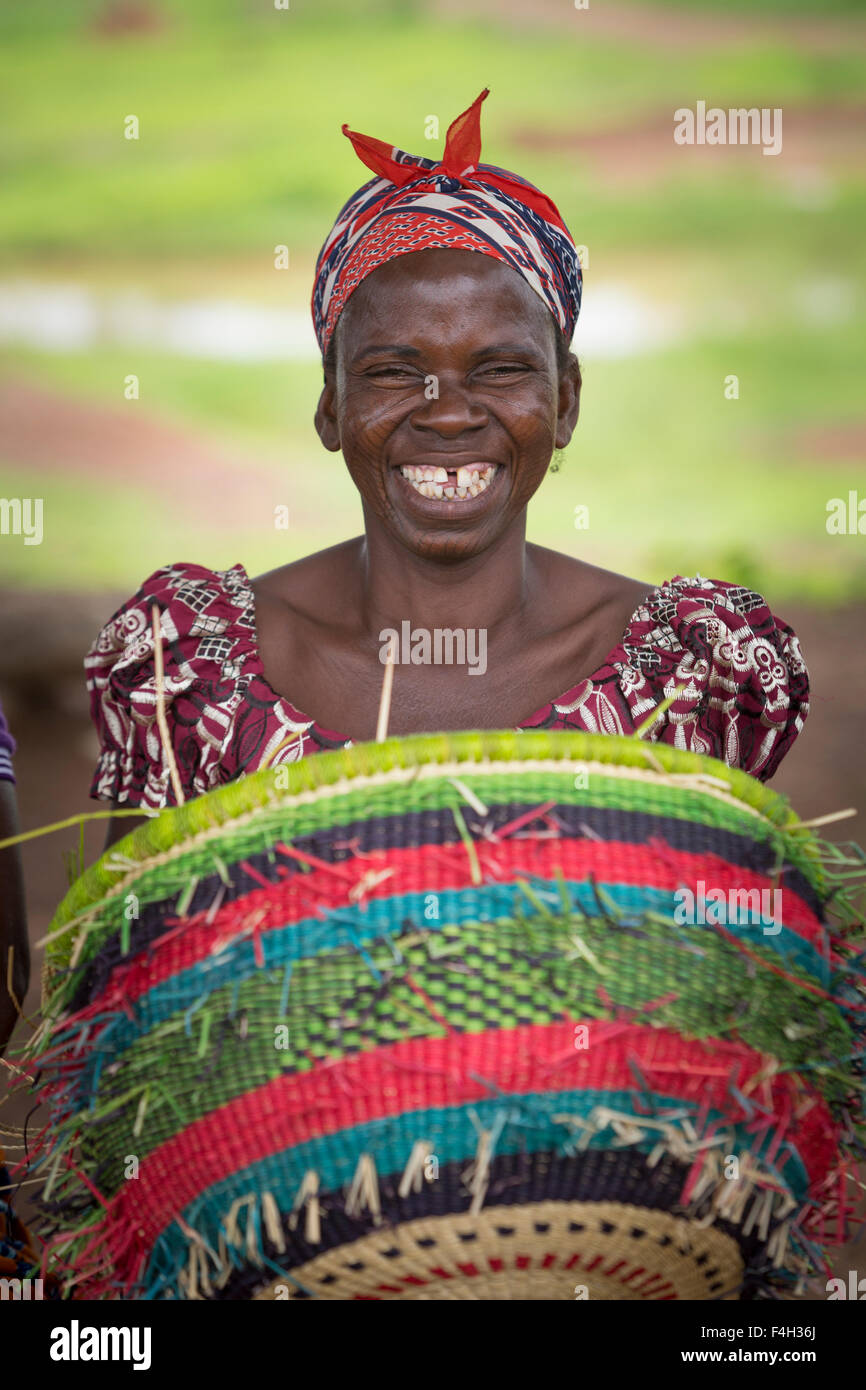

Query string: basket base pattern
250 1201 744 1302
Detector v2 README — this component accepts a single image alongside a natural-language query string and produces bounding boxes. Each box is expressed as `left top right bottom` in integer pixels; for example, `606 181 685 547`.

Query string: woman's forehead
339 249 553 345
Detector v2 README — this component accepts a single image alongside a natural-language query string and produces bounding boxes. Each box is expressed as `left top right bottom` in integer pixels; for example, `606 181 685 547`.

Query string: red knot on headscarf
311 89 582 359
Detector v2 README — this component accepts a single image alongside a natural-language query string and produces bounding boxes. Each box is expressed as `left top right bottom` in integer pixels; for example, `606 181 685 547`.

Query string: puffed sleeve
625 576 810 781
85 561 258 810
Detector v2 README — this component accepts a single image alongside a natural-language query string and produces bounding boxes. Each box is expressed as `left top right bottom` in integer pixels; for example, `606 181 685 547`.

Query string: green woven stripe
64 909 851 1203
48 734 819 976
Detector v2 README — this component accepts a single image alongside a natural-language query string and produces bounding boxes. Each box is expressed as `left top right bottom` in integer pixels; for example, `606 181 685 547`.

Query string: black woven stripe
70 800 821 1014
204 1148 767 1301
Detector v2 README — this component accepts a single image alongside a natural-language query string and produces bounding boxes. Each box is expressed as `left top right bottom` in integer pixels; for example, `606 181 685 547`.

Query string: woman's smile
396 460 501 504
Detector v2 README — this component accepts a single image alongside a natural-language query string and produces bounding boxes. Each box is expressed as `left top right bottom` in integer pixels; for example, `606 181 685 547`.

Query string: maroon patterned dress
86 562 809 811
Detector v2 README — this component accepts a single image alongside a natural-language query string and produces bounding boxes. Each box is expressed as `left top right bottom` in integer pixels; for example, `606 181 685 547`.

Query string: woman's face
316 248 580 563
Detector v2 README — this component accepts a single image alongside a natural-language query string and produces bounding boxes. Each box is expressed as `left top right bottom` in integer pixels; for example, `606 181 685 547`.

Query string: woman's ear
554 353 581 450
315 375 341 452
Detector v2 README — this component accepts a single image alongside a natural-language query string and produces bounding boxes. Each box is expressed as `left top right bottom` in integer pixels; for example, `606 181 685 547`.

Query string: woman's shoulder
87 560 255 665
528 547 653 647
248 540 365 695
618 573 810 778
85 561 277 809
623 574 807 664
250 538 362 612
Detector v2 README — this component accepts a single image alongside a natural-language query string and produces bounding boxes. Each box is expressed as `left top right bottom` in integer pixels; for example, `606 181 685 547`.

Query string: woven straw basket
28 730 865 1301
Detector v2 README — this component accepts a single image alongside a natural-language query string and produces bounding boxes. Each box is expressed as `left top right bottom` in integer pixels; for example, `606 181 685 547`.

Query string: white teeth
399 464 498 501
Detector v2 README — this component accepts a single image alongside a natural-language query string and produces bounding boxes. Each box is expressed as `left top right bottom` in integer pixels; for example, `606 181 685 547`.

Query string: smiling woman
88 91 809 848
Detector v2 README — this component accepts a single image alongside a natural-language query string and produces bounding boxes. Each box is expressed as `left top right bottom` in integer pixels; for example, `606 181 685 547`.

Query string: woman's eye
479 364 528 377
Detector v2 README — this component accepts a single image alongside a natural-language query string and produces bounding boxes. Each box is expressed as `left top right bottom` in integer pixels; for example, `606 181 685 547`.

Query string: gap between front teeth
399 464 497 500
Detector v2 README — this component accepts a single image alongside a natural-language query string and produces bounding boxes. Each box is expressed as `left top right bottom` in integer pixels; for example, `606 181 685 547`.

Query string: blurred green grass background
0 0 864 603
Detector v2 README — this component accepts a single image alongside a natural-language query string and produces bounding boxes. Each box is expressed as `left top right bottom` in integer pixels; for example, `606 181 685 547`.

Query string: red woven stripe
102 840 825 1008
96 1021 835 1263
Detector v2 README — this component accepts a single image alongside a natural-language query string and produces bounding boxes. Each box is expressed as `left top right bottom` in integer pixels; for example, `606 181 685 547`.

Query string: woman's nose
410 380 487 436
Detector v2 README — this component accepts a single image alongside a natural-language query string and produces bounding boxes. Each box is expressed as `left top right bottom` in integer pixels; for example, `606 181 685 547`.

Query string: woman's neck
355 516 538 644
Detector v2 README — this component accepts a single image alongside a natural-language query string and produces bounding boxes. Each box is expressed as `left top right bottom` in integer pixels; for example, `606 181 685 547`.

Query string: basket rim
52 729 804 935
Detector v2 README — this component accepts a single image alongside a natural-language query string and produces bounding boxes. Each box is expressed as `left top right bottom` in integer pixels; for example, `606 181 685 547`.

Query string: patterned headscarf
312 89 582 360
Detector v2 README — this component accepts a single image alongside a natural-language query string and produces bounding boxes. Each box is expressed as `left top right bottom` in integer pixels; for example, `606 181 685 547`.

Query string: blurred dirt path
510 103 866 188
0 378 288 530
430 0 866 52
